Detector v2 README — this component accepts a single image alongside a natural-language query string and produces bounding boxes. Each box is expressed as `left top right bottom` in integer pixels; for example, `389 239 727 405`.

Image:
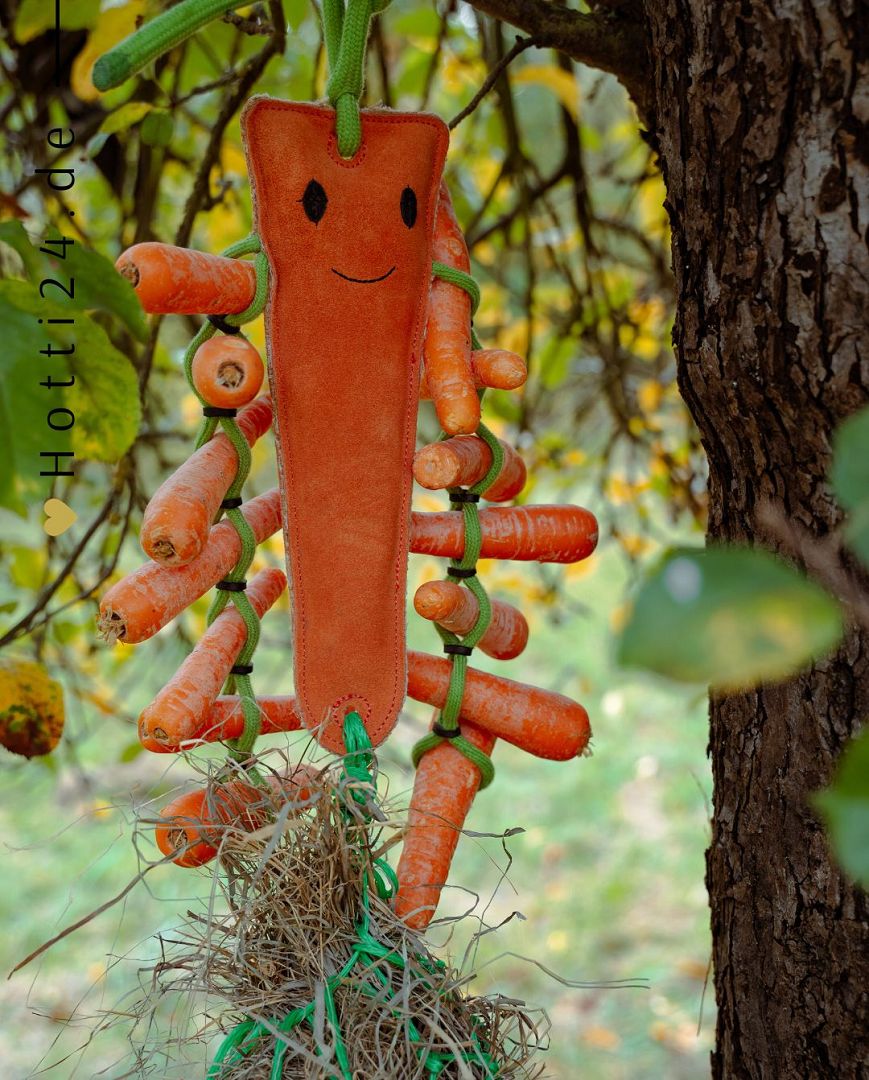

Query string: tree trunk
643 1 869 1075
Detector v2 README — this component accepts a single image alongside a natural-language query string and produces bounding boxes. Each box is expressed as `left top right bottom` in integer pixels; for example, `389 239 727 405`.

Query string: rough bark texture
643 1 869 1076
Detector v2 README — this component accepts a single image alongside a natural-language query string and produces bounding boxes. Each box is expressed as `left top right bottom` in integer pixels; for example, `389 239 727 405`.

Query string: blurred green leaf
97 101 154 137
285 0 309 30
0 220 42 279
831 407 869 509
140 109 174 148
831 407 869 567
119 740 145 763
13 0 99 41
814 728 869 888
618 546 844 689
69 317 142 461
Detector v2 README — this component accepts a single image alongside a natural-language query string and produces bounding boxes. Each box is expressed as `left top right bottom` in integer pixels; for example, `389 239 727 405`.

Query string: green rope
93 0 245 91
181 235 270 764
209 714 499 1080
322 0 391 158
412 263 500 789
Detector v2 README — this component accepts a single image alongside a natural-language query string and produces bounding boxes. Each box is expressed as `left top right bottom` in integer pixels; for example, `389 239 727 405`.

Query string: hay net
139 714 545 1079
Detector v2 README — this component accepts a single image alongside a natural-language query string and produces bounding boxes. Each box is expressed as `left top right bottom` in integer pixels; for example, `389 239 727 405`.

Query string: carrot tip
97 608 126 645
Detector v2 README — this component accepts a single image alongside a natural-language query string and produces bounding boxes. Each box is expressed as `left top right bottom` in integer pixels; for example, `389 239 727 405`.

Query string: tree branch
460 0 650 121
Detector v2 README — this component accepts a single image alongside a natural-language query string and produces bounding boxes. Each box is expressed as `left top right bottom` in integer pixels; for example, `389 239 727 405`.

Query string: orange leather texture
242 98 449 753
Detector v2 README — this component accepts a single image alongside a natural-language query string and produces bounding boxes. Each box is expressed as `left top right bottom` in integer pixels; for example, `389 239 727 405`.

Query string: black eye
400 186 417 228
301 179 327 223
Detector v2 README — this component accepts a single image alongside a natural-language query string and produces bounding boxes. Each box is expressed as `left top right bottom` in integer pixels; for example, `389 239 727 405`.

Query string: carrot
163 648 590 759
413 581 529 660
395 719 495 929
138 568 286 752
423 183 479 436
410 504 598 563
191 336 264 409
141 396 273 566
100 488 282 644
418 348 527 399
146 694 304 753
116 243 256 315
406 650 590 760
413 435 526 502
155 766 319 867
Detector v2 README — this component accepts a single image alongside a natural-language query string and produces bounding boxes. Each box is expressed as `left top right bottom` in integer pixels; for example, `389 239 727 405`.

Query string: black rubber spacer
432 722 461 740
221 496 243 509
449 490 481 503
203 406 238 417
447 566 477 579
217 579 247 592
207 314 241 335
444 643 473 656
231 663 253 676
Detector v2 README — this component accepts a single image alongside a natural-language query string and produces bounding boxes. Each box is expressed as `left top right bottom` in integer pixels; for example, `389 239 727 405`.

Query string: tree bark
642 1 869 1076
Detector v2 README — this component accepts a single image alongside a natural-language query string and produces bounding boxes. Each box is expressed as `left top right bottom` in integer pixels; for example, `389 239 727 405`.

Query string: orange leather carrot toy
95 0 600 938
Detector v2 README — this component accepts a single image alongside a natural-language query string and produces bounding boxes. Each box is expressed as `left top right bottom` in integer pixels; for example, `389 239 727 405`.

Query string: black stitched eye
400 186 417 228
301 179 327 223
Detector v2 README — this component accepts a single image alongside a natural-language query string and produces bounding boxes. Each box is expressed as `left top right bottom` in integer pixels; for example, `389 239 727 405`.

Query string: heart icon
43 499 77 537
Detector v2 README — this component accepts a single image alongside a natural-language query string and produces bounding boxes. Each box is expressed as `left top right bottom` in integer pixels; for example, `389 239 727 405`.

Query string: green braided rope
412 264 501 789
323 0 391 158
209 715 499 1080
181 235 270 762
93 0 245 91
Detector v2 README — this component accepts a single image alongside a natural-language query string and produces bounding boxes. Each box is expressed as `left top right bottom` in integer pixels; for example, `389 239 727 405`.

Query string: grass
0 521 713 1078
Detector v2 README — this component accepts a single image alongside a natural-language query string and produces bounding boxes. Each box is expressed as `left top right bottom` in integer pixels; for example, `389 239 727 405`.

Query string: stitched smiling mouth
331 266 396 284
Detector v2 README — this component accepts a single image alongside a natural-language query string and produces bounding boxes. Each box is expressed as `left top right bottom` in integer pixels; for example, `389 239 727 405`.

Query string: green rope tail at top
323 0 391 158
412 263 499 790
93 0 246 91
182 233 269 764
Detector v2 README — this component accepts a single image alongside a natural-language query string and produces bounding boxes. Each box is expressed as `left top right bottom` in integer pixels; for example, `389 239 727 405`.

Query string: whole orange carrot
406 650 590 760
413 435 526 502
155 765 319 867
100 488 282 644
141 396 273 566
395 720 495 929
424 183 479 436
116 243 256 314
413 581 529 660
191 336 264 409
138 568 286 752
410 504 598 563
160 650 590 759
418 348 527 399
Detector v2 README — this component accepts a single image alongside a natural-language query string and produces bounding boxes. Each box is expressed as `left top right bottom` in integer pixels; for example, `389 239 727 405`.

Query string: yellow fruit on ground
0 658 65 758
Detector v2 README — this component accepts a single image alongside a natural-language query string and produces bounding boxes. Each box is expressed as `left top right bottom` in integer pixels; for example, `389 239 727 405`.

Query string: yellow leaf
513 65 580 120
72 1 148 103
638 379 663 414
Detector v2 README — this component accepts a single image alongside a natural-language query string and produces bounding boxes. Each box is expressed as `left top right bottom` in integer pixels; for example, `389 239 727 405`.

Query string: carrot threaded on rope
410 504 598 563
413 435 526 502
413 581 529 660
191 336 264 409
146 694 304 753
423 183 479 435
418 348 527 399
155 765 319 867
395 719 495 929
116 243 256 315
141 396 273 566
100 488 282 644
406 651 590 760
138 568 286 752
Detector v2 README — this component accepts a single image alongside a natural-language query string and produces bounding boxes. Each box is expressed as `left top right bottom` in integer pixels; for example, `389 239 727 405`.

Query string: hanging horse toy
95 0 598 1074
